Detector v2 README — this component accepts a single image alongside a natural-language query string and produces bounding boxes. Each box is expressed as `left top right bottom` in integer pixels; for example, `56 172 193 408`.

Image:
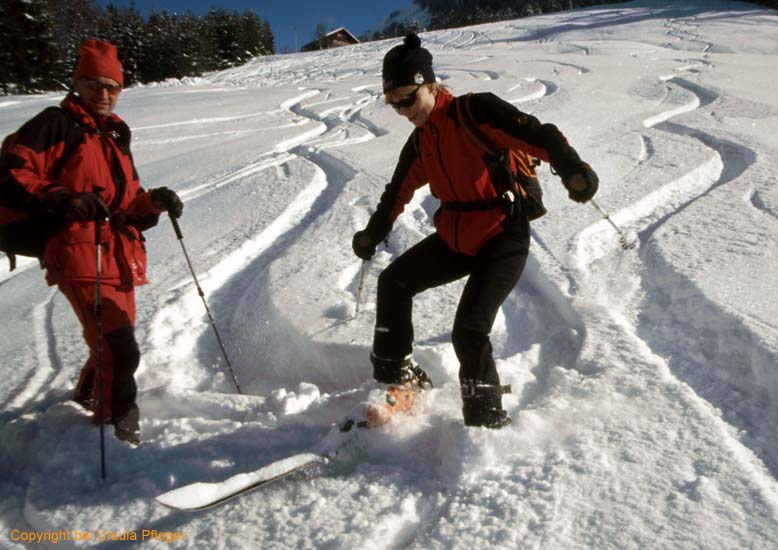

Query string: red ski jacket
1 93 163 286
368 89 584 255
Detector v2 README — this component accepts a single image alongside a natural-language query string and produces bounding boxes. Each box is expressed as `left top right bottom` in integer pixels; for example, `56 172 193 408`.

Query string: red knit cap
73 40 123 87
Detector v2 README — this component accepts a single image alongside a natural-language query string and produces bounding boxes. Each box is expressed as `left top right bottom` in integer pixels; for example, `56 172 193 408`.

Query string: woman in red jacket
353 33 598 428
0 41 182 444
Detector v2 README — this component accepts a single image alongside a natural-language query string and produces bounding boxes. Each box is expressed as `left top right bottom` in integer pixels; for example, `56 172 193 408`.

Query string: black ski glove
352 230 377 261
43 189 108 222
151 187 184 218
554 156 599 203
353 213 392 260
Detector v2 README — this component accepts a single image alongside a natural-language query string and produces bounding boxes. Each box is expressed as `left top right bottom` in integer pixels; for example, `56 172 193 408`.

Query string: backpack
453 93 547 221
0 107 83 271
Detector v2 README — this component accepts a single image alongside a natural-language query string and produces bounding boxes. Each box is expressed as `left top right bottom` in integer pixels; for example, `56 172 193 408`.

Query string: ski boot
335 354 433 433
371 353 433 390
72 372 95 412
73 387 95 413
461 380 512 429
112 404 141 446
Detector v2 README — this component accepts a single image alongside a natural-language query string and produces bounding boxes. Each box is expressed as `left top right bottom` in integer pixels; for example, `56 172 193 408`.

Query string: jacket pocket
45 223 121 283
118 230 148 286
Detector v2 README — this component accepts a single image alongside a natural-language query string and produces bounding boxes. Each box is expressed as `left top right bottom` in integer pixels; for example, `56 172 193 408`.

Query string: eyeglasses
80 77 122 95
388 84 423 110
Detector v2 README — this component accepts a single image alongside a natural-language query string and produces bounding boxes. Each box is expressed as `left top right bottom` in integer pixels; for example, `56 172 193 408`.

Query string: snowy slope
2 0 778 548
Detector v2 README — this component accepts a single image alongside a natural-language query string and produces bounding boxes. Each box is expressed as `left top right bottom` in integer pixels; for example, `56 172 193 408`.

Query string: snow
2 0 778 548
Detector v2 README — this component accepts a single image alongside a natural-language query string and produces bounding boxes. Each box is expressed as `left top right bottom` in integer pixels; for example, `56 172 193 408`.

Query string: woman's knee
377 267 412 299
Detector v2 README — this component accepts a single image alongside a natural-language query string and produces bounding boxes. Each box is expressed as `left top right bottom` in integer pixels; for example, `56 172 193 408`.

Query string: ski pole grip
170 215 184 240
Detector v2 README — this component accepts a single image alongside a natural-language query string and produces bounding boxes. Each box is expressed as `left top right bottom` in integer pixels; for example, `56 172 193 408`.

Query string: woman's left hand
352 230 377 260
565 164 599 203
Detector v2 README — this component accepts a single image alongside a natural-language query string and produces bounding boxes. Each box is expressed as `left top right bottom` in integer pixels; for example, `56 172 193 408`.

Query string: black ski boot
72 372 95 412
461 380 512 429
371 353 433 389
113 404 141 446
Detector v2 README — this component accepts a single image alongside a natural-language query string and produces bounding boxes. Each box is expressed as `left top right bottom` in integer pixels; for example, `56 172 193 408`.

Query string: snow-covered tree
0 2 276 94
99 2 145 86
0 0 59 93
46 0 102 88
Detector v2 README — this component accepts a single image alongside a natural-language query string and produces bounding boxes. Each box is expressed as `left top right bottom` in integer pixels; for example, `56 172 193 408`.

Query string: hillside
1 1 777 548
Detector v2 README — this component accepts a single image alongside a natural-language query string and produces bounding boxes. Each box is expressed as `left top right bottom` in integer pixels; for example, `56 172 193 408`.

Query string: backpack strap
455 94 501 159
456 94 529 200
48 106 85 182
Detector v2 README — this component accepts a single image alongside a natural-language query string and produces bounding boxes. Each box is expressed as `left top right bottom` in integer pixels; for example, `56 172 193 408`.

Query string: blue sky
97 0 415 53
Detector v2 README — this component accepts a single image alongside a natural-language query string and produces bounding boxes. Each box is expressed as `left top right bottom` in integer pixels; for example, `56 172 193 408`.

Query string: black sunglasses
388 84 423 110
80 77 122 95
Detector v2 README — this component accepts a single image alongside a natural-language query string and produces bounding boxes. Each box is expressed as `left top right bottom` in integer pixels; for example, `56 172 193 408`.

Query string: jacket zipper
429 124 461 252
99 132 127 211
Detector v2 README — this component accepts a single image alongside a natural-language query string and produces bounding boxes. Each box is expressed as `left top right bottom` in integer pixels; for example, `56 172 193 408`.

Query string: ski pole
590 199 636 250
95 216 107 480
170 215 242 394
354 260 366 319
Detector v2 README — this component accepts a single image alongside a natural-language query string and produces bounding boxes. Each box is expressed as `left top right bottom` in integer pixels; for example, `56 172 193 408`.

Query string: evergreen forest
0 0 275 94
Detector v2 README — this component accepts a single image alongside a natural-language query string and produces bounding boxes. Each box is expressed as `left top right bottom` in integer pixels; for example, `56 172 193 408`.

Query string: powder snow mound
2 1 778 548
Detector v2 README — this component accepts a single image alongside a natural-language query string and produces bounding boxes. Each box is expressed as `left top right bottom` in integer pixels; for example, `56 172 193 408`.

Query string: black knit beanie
382 33 435 93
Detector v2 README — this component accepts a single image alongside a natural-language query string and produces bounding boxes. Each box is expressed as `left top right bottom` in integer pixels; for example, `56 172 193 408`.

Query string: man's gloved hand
352 230 376 261
554 156 599 203
150 187 183 218
43 189 108 222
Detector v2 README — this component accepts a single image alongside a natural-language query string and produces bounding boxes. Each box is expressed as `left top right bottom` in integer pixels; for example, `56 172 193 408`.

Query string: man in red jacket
0 40 183 444
353 34 598 429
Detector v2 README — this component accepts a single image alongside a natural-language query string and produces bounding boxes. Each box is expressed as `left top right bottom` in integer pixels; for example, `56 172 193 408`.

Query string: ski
156 383 420 511
156 451 328 511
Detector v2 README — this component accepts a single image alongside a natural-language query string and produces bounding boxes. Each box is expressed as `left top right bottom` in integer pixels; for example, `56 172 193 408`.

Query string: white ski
156 384 419 511
156 450 329 511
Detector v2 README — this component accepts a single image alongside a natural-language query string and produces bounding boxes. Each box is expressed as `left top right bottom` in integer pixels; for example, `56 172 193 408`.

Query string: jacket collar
61 92 123 132
424 88 454 128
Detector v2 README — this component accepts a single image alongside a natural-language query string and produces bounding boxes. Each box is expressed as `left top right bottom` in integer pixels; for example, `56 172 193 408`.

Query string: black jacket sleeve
466 92 586 179
366 131 427 242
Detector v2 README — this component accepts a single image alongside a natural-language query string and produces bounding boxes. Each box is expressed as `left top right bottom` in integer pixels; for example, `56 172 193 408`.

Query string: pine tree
0 0 59 93
100 2 144 86
1 0 277 93
98 2 144 86
237 10 265 62
142 10 178 82
206 8 242 70
262 20 275 55
172 13 212 78
47 0 103 89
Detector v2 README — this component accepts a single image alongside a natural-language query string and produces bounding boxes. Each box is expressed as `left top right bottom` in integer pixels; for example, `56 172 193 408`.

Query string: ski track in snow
569 19 778 503
1 288 59 412
748 188 778 221
144 85 380 396
2 2 778 548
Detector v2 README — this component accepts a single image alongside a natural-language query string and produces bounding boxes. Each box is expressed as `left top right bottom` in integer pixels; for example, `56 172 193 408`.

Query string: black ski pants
372 220 529 385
